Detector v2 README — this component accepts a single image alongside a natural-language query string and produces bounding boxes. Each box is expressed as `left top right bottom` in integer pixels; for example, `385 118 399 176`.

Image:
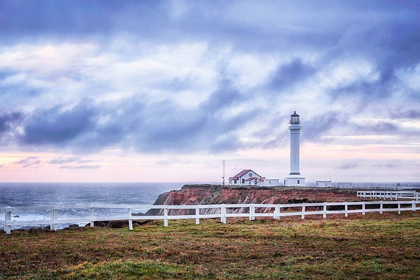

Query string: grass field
1 212 419 279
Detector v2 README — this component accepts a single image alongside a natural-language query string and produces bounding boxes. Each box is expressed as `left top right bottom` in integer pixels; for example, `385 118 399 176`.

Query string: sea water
0 182 192 229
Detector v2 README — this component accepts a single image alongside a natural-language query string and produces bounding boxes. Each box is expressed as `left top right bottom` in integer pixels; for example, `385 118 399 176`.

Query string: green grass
1 212 419 279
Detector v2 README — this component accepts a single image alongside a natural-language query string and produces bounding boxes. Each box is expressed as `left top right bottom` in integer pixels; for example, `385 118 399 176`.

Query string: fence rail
357 191 419 200
332 182 420 189
2 201 419 234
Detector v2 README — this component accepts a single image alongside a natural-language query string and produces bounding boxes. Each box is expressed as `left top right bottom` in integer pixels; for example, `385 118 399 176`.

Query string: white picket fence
1 201 419 235
357 191 419 200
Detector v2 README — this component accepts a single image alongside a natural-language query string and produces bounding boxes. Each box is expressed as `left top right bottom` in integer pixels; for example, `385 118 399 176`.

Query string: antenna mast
222 160 226 186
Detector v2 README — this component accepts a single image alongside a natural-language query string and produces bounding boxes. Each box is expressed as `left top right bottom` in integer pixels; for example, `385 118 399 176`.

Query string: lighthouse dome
290 111 300 124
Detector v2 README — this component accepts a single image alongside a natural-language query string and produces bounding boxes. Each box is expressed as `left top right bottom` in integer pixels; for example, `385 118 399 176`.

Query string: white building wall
239 171 260 185
262 179 280 186
290 124 301 175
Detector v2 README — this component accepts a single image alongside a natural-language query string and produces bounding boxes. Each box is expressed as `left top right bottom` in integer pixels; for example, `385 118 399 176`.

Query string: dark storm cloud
268 59 316 91
327 19 420 102
0 111 22 134
390 110 420 120
12 79 260 153
129 79 259 153
303 111 346 142
21 99 98 145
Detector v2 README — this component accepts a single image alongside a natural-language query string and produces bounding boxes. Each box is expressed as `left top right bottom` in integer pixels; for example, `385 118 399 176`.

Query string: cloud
353 121 399 134
21 99 97 145
268 58 316 91
48 156 80 164
303 111 347 142
6 78 258 154
156 157 181 166
0 111 22 135
13 156 41 168
390 109 420 120
59 164 100 169
336 163 359 170
0 1 419 164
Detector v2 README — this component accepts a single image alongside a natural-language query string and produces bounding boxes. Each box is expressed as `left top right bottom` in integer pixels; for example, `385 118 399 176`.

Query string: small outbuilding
316 180 332 187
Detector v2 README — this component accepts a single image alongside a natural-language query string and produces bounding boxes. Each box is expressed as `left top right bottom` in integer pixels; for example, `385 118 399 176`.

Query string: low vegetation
1 212 419 279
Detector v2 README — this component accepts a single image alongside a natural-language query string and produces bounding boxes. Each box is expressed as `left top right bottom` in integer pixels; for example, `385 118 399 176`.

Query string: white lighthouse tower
284 111 306 186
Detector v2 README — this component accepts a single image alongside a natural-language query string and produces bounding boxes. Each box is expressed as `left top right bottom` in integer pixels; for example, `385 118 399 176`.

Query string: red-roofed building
229 169 280 186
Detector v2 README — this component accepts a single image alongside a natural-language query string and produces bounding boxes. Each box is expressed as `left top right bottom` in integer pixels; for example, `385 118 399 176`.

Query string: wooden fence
357 191 419 200
2 200 419 234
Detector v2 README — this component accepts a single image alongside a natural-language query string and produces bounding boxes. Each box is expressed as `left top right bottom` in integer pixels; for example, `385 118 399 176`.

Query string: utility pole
222 160 226 186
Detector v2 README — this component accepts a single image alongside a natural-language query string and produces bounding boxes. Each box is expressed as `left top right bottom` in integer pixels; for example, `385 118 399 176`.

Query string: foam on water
0 182 192 229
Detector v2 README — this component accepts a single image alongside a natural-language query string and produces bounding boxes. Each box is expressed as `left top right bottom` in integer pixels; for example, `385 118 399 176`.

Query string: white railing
357 191 419 201
2 201 419 234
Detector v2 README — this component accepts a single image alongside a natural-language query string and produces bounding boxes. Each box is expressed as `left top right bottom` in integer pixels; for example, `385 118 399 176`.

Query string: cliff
148 184 361 215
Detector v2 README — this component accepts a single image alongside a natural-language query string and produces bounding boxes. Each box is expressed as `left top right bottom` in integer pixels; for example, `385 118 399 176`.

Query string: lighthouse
284 111 306 186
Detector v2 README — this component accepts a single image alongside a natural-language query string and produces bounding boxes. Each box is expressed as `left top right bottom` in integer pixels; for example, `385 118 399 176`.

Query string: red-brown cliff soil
148 184 363 215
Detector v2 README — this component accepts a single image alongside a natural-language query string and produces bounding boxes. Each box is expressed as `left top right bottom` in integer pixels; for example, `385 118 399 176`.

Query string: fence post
221 205 226 224
362 203 365 215
249 205 255 221
128 208 133 231
380 201 383 214
398 202 401 215
323 203 327 219
301 204 305 219
274 206 280 220
50 208 57 231
345 202 348 218
164 207 168 227
195 205 200 225
5 206 12 235
412 201 415 212
89 207 94 227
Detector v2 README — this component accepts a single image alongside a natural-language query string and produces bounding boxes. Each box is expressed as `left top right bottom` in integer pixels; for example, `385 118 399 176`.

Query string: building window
269 181 271 184
234 180 237 184
297 180 300 184
242 179 245 184
249 173 252 177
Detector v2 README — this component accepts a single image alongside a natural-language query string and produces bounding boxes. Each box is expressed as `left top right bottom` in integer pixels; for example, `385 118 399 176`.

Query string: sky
0 0 420 183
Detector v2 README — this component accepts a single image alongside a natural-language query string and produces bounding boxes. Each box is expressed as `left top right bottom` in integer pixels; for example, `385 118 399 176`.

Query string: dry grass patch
1 212 419 279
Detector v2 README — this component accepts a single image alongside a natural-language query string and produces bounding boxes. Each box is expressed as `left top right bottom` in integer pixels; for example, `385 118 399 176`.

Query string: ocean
0 182 193 229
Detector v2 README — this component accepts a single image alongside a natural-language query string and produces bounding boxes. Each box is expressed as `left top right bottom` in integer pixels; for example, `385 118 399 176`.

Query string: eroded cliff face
149 184 360 215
